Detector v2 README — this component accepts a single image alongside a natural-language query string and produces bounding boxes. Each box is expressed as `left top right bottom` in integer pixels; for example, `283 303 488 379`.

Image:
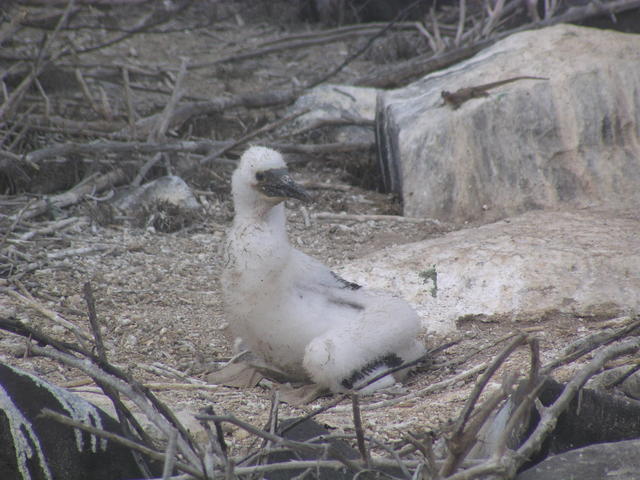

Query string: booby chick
221 146 426 393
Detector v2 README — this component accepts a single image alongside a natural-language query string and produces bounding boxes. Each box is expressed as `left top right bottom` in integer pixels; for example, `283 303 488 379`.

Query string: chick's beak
258 168 312 203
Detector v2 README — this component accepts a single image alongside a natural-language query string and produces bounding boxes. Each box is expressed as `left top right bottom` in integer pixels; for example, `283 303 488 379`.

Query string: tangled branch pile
1 291 639 478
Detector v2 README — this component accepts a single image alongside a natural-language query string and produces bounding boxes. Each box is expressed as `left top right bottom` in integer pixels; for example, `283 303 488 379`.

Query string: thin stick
454 334 527 435
46 245 112 260
19 216 80 241
162 429 179 480
446 332 640 480
313 212 440 224
197 413 366 472
131 57 189 187
268 141 373 155
34 78 51 117
199 108 310 165
0 102 31 150
366 435 412 479
97 382 219 391
197 414 317 450
439 334 528 477
22 137 370 165
455 0 467 46
149 57 189 142
232 460 354 476
75 68 102 117
542 318 640 373
259 21 420 47
3 287 92 345
279 394 349 436
198 405 228 473
351 394 370 467
26 139 222 163
405 433 438 477
66 1 192 58
303 4 413 91
0 199 36 252
0 0 75 121
351 342 456 394
122 66 137 126
412 21 435 51
284 115 373 139
189 22 420 70
429 6 445 53
520 336 640 460
298 182 352 192
0 9 27 46
13 169 127 221
357 0 640 88
98 86 113 121
132 153 163 188
83 281 106 361
268 389 280 437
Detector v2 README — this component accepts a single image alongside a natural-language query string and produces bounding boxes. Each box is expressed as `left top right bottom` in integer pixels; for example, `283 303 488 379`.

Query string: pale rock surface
287 83 378 143
337 209 640 333
377 24 640 223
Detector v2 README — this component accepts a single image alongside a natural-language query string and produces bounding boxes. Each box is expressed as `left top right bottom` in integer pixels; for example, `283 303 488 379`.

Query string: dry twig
351 394 370 468
448 334 640 480
11 169 127 221
439 334 528 477
314 212 440 224
0 0 76 122
199 108 311 166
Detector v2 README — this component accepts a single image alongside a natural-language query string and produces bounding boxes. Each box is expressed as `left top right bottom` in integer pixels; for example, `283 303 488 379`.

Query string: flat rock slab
377 24 640 224
337 209 640 333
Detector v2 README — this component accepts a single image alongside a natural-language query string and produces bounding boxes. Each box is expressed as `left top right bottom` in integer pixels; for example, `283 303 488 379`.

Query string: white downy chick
221 146 425 393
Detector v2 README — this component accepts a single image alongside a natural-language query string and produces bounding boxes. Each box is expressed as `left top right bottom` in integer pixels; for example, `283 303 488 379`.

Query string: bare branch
0 0 76 121
351 394 370 467
12 169 128 221
199 108 311 166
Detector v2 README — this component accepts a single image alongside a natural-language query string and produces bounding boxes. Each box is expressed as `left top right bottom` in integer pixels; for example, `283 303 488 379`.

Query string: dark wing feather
330 271 362 290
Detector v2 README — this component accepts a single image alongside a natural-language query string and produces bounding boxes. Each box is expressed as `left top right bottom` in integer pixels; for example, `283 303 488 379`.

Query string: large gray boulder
337 209 640 333
377 24 640 224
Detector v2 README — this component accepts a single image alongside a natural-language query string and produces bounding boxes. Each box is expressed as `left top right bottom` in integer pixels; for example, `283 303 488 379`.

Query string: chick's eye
255 172 265 181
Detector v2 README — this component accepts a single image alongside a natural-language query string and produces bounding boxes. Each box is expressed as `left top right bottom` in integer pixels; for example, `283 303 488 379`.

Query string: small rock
112 176 199 213
286 84 378 144
174 410 208 443
51 325 66 335
119 317 132 326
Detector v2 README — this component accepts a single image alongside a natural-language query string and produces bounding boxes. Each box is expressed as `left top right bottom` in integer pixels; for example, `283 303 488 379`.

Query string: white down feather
221 146 425 393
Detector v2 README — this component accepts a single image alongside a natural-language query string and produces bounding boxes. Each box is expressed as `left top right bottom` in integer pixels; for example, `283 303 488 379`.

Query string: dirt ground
0 0 631 460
